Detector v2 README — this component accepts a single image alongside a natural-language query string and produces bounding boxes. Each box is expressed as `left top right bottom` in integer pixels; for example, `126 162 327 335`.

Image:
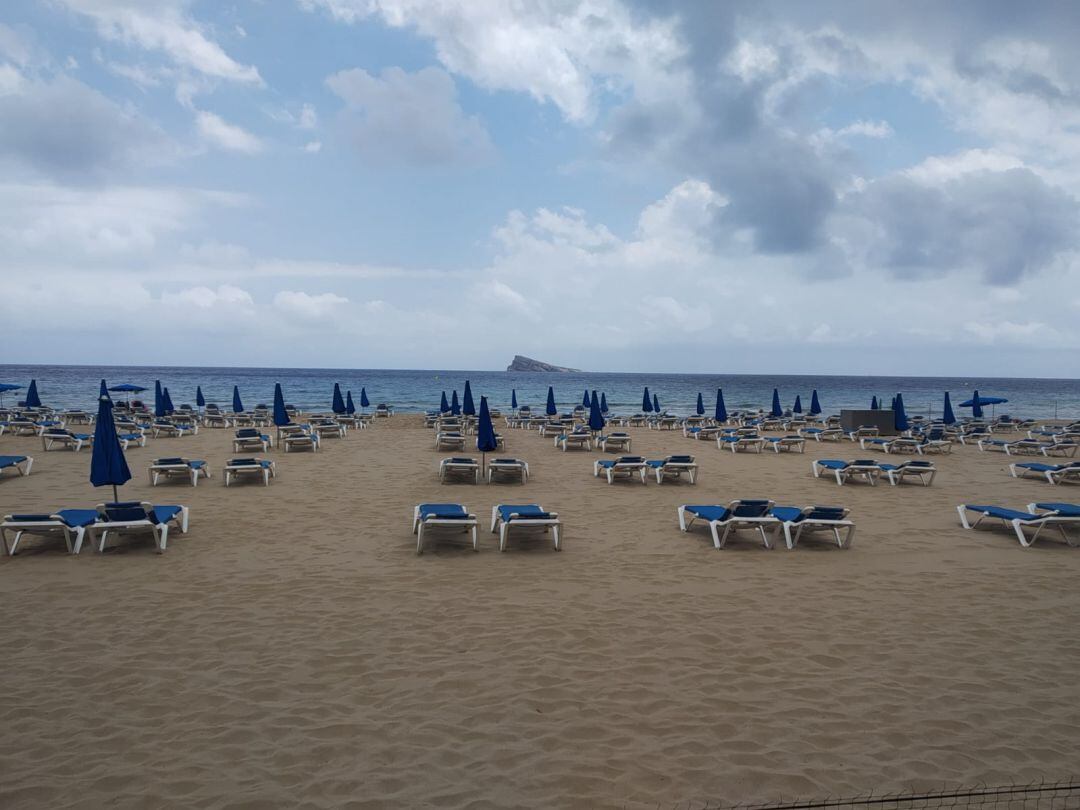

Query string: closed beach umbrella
99 379 110 401
273 383 290 426
600 392 608 413
971 389 983 419
793 395 803 414
196 386 206 408
545 386 557 417
90 389 131 504
642 387 652 413
588 390 605 433
360 388 370 410
894 393 909 432
463 380 476 417
653 393 660 413
770 388 782 418
582 389 590 408
511 389 518 409
26 379 42 409
332 383 346 414
715 389 728 423
942 392 956 425
0 382 22 407
154 380 165 418
451 390 461 416
696 392 705 416
810 389 821 415
346 391 356 415
440 391 450 413
162 387 175 414
871 395 879 410
476 396 498 475
232 385 243 414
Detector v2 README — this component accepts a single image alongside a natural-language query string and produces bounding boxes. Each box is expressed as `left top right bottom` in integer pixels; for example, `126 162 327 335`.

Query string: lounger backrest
731 500 771 518
236 428 259 437
102 505 149 522
804 506 848 521
156 457 185 465
618 456 645 463
229 458 259 465
666 455 694 463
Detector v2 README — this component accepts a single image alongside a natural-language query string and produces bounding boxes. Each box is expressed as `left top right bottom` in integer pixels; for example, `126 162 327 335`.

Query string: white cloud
162 284 254 309
195 110 263 153
273 290 349 318
298 103 317 129
302 140 322 153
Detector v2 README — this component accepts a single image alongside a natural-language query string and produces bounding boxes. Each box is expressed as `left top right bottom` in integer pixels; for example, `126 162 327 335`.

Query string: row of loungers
0 455 33 478
958 503 1080 547
412 503 561 553
0 502 189 555
678 501 855 550
439 457 528 484
812 459 936 486
978 438 1078 457
593 455 697 484
148 457 276 486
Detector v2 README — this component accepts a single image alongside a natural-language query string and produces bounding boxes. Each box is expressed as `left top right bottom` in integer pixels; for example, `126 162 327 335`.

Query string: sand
1 414 1079 809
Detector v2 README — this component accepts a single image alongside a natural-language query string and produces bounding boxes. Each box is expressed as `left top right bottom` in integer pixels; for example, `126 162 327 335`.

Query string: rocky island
506 355 580 372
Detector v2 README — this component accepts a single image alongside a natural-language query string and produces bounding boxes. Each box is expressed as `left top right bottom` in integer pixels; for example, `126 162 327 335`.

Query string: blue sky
2 1 1079 376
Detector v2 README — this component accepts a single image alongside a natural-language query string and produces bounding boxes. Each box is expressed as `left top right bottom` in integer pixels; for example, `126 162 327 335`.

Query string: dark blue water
1 365 1078 420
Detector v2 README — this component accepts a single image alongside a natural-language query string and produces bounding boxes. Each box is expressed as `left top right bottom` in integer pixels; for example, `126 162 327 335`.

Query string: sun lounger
40 428 93 452
233 428 272 452
811 459 882 486
555 432 592 451
594 455 648 484
0 455 32 478
677 500 778 549
435 431 466 451
846 426 879 441
718 434 765 453
282 430 319 452
957 503 1080 547
1009 460 1080 485
597 432 632 452
90 501 190 553
412 503 478 554
223 457 275 486
487 458 529 484
1028 502 1080 517
765 436 806 454
117 432 146 450
489 504 561 551
440 456 480 483
149 457 210 487
0 418 44 436
1040 442 1078 458
770 506 855 550
684 426 723 440
1 509 99 555
647 455 697 484
879 460 937 486
375 404 393 417
312 420 346 439
799 427 843 442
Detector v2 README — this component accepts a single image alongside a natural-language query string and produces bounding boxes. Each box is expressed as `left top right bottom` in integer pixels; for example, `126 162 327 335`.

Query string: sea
2 365 1079 421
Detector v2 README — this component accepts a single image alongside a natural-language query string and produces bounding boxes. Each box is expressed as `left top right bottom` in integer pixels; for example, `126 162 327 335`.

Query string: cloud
195 110 263 153
58 0 261 84
0 73 175 178
302 140 322 153
326 66 492 165
162 284 254 309
273 290 349 318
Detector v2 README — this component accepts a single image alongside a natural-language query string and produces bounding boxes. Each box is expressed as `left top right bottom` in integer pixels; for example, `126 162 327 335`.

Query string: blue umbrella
109 383 146 393
196 386 206 408
894 393 909 432
715 389 728 423
696 392 705 416
793 395 802 414
346 391 356 415
653 393 660 413
232 385 243 414
810 390 821 415
0 382 21 407
99 379 110 401
332 383 346 414
26 379 42 409
600 392 608 413
360 388 370 409
959 393 1008 407
463 380 476 416
582 389 590 408
871 396 879 410
943 392 956 425
588 390 605 433
476 395 498 475
154 380 165 418
162 387 175 414
642 387 652 413
450 390 461 416
90 389 131 503
511 389 518 410
273 383 290 426
545 386 557 417
970 390 983 419
770 388 782 418
440 391 450 413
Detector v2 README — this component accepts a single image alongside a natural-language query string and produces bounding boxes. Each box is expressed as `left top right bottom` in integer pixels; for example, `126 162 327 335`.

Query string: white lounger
647 455 697 484
1 508 99 555
957 503 1080 548
439 456 480 484
148 457 210 487
223 457 276 486
677 500 777 549
771 506 855 549
594 455 648 484
489 504 561 551
435 431 466 451
0 455 33 478
487 458 529 484
1009 460 1080 485
811 459 882 486
89 501 190 553
41 429 93 452
879 460 937 486
412 503 478 554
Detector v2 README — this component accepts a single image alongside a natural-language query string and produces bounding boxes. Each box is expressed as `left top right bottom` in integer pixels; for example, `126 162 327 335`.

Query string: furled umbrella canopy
346 390 356 415
196 386 206 408
162 387 175 414
450 390 461 416
894 393 909 432
600 392 608 413
90 390 131 504
696 392 705 416
770 388 782 418
273 383 290 426
652 393 660 413
545 386 557 417
793 395 802 414
360 388 370 409
871 396 879 410
588 390 605 433
232 385 243 414
582 389 590 408
440 391 450 413
810 389 821 415
715 389 728 423
943 392 956 425
642 386 652 413
511 389 518 409
332 383 346 415
99 379 110 401
476 395 498 475
25 379 42 409
154 380 165 418
462 380 476 417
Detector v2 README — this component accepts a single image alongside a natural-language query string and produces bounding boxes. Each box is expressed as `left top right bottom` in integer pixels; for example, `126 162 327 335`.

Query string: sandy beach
2 414 1079 808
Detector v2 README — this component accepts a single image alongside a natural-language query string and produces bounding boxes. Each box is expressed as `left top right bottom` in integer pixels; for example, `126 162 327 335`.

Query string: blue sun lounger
811 459 882 486
90 501 190 553
677 500 777 549
489 504 561 551
956 504 1080 547
149 458 210 487
1009 460 1080 485
0 455 32 478
0 509 99 555
770 506 855 549
412 503 478 554
233 428 272 452
594 456 648 484
646 455 697 484
223 457 276 486
878 460 937 486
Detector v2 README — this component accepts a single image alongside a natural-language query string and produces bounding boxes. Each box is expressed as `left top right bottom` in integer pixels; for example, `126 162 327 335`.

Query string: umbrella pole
112 484 119 504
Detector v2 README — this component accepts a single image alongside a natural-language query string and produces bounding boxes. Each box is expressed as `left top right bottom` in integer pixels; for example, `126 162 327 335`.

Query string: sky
2 0 1080 377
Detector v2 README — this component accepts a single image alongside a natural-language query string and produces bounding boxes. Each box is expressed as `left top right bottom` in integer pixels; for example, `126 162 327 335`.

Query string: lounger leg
490 507 499 534
416 524 425 554
552 525 560 551
677 506 689 532
957 505 973 529
156 526 167 553
783 524 795 550
0 528 9 556
499 524 507 552
471 525 478 551
1012 520 1033 548
72 527 85 555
